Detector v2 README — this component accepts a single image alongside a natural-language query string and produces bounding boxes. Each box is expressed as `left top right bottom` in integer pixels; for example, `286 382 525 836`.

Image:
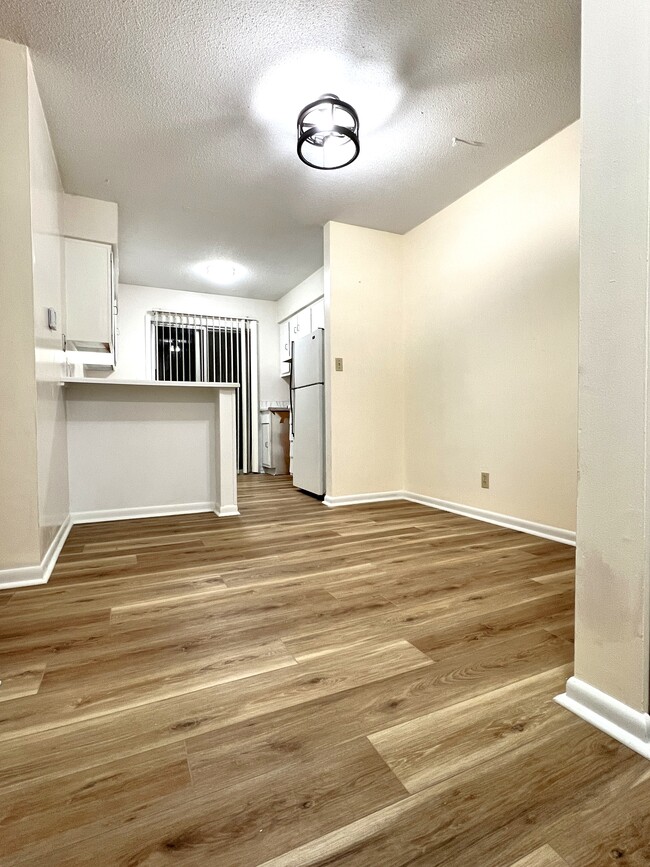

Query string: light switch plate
335 357 343 371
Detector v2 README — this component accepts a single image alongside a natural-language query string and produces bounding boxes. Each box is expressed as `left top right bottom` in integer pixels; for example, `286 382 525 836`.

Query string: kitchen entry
150 310 259 472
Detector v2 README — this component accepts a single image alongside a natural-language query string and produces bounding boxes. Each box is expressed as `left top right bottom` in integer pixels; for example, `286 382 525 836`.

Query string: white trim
555 676 650 760
62 377 237 389
70 502 216 524
0 515 73 589
145 310 155 379
323 491 404 508
1 491 572 589
0 565 43 590
215 505 240 517
0 496 243 591
324 490 575 546
41 514 74 582
402 492 576 546
249 319 260 474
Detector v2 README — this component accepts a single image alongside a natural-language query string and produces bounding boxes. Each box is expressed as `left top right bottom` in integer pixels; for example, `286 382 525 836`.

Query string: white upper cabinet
279 320 291 376
290 307 311 342
310 298 325 331
279 298 325 375
65 238 114 351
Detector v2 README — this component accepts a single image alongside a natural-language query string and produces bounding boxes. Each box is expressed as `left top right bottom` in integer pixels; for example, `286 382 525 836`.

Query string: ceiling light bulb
207 261 236 282
314 103 335 133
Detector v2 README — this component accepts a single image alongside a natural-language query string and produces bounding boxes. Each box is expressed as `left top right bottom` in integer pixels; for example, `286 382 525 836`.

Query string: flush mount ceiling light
297 93 360 170
194 259 247 286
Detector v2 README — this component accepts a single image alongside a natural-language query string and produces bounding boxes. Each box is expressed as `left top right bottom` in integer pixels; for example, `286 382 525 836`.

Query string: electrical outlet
481 472 489 489
335 357 343 372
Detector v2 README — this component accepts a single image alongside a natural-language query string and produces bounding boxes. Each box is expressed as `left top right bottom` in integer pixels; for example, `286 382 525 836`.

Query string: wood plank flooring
0 474 645 865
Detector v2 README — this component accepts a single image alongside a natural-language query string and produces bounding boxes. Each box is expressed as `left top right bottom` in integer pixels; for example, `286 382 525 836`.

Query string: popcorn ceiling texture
0 0 580 299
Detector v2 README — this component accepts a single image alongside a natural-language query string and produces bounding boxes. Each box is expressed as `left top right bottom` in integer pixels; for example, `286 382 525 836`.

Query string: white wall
0 39 70 573
66 385 218 516
28 58 70 560
325 222 404 499
277 267 324 323
0 40 41 569
107 283 286 404
570 0 650 713
63 193 118 244
402 123 579 531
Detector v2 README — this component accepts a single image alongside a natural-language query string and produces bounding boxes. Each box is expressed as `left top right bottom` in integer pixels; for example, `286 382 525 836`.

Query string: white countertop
62 378 239 389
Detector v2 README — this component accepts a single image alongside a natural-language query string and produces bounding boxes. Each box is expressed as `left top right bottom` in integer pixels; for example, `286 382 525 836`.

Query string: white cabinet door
297 307 311 335
290 308 311 343
310 298 325 331
261 419 271 468
65 238 113 349
284 305 322 372
279 320 291 376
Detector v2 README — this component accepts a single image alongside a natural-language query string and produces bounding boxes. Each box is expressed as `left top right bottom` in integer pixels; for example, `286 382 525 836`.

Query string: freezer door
292 329 324 388
292 383 325 496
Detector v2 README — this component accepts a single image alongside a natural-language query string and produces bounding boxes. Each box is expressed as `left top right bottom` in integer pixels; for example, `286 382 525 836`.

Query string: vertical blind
150 310 259 473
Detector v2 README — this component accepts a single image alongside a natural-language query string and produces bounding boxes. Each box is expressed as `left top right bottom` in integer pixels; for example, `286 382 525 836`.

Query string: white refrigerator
291 329 325 496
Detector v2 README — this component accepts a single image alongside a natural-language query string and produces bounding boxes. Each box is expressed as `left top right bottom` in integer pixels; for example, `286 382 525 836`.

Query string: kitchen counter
62 377 238 389
63 379 239 521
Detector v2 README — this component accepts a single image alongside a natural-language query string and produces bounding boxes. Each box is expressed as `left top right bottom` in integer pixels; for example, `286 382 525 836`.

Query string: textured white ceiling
0 0 580 300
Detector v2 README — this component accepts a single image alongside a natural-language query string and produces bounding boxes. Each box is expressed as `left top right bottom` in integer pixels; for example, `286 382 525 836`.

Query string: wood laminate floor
0 475 645 865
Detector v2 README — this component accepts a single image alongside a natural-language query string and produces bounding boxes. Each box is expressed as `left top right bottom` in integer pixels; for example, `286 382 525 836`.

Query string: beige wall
402 123 579 530
325 124 579 530
28 58 70 559
0 40 41 568
325 222 404 498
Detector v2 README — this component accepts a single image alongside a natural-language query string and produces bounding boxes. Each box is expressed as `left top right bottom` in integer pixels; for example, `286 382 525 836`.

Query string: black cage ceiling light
297 93 360 170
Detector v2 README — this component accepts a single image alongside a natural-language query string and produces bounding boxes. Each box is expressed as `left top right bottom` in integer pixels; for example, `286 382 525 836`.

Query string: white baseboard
0 564 43 590
70 502 217 524
0 514 73 590
555 676 650 759
2 490 571 590
215 505 240 517
0 500 242 591
42 514 74 582
402 491 576 546
324 489 574 546
323 491 403 508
